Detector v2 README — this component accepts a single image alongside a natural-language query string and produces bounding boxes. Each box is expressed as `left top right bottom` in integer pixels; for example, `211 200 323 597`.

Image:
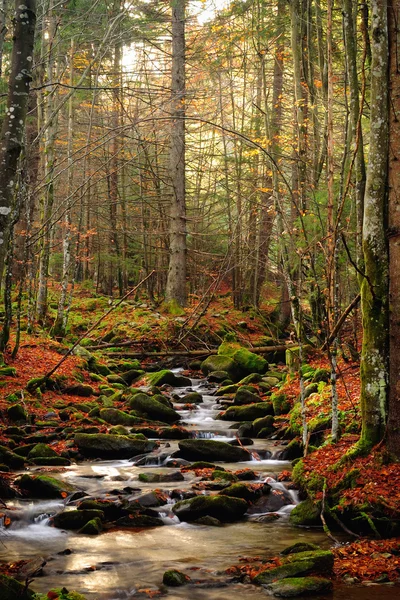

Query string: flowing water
0 377 396 599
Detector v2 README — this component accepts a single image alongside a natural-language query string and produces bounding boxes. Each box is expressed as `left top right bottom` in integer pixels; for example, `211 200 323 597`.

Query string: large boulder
233 387 260 406
128 393 181 423
52 509 104 530
0 444 25 469
252 550 334 585
218 341 268 375
264 577 332 597
200 355 238 381
289 499 321 527
219 402 273 422
172 494 247 523
75 433 157 459
99 408 142 426
147 370 191 387
15 474 76 499
177 439 249 462
218 482 262 503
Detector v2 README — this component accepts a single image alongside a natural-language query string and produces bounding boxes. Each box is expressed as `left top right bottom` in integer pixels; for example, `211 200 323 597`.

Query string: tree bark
0 0 36 281
387 0 400 458
165 0 187 308
360 0 389 449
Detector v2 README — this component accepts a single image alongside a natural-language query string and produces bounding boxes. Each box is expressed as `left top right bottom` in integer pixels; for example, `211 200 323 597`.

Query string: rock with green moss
128 392 181 423
264 577 332 597
0 366 17 377
27 443 58 459
172 494 247 523
120 369 144 385
0 574 34 600
239 373 263 385
41 588 88 600
180 391 203 404
219 402 273 422
253 415 275 438
208 370 230 382
271 392 291 415
218 341 268 376
99 408 141 427
79 516 103 535
233 387 260 406
7 403 27 422
211 470 238 482
200 355 238 381
253 551 333 585
115 514 164 527
280 439 303 460
63 383 94 397
147 369 191 387
163 569 190 586
75 432 157 459
0 444 25 468
31 457 71 466
177 439 249 462
15 474 76 498
219 482 261 502
215 384 239 396
312 368 330 383
52 509 104 530
109 425 130 435
289 499 321 527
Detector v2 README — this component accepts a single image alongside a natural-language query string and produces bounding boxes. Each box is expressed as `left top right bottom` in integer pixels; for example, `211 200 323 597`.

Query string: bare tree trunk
0 0 36 284
387 0 400 459
360 0 389 449
165 0 187 308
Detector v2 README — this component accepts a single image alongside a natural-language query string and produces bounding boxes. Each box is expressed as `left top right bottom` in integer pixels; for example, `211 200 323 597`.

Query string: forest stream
0 373 396 600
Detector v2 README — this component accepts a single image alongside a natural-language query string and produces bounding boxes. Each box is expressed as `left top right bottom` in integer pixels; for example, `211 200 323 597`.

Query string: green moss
271 392 290 415
162 569 190 586
211 470 238 482
289 499 321 527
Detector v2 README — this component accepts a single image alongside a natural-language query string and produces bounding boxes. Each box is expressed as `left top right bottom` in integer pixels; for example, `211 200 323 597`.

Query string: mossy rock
42 588 87 600
308 414 332 434
215 384 239 396
219 402 273 422
285 346 312 373
304 383 319 398
219 482 261 502
271 392 291 415
27 443 58 459
115 514 164 527
177 439 249 462
238 373 263 385
280 439 303 460
253 551 333 585
109 425 130 435
0 444 25 468
75 432 157 459
63 383 94 397
52 509 104 530
147 369 191 387
0 367 17 377
79 516 103 535
200 355 238 381
253 415 275 437
7 403 27 422
16 474 76 498
289 499 321 527
233 387 260 406
208 370 230 382
218 341 268 375
0 574 34 600
211 470 238 482
264 577 332 597
128 392 181 423
262 376 280 388
163 569 190 586
106 374 127 385
312 368 330 383
180 391 203 404
173 494 248 522
99 408 141 427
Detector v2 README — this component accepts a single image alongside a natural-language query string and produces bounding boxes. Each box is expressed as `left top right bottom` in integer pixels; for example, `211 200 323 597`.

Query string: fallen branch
34 272 155 387
321 482 340 544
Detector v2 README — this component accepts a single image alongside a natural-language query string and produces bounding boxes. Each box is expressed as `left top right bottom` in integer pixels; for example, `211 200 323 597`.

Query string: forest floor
0 283 400 591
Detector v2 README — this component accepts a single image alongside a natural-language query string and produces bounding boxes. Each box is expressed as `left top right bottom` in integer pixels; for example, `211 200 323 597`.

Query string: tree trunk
360 0 389 449
0 0 36 282
165 0 187 308
387 0 400 458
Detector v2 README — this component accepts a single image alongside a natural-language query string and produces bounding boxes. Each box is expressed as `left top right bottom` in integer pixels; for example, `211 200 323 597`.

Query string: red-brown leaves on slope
333 538 400 581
